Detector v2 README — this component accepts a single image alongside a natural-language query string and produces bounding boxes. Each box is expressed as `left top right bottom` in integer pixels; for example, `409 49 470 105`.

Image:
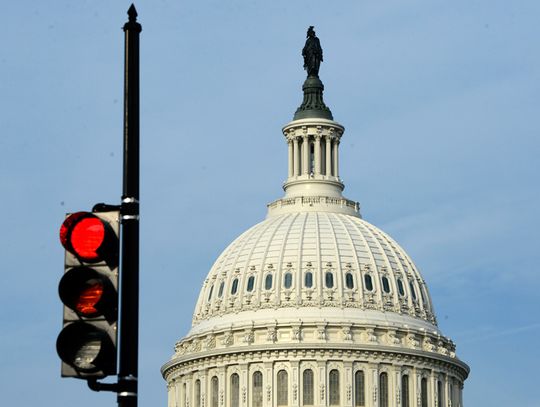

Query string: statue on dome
302 26 323 77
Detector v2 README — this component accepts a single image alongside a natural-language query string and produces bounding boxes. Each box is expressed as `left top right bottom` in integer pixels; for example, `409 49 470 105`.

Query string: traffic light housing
57 210 120 379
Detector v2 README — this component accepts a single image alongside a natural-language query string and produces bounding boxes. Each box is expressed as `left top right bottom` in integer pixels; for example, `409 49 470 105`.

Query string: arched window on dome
379 372 388 407
247 276 255 292
231 278 239 295
304 272 313 288
354 371 365 406
302 369 314 405
329 369 340 405
284 272 293 289
364 274 374 291
437 380 443 407
277 370 288 406
397 278 405 297
265 274 273 290
218 282 225 298
211 376 219 407
207 284 214 301
409 281 417 301
381 276 391 293
183 383 187 407
252 371 263 407
401 375 410 407
230 373 240 407
345 273 354 289
325 272 334 288
421 378 428 407
194 379 201 407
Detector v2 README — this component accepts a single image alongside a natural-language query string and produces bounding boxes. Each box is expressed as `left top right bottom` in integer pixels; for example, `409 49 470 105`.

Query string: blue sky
1 1 539 406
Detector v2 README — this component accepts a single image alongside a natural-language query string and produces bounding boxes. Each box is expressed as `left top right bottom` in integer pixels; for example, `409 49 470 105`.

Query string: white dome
191 211 437 336
162 70 469 407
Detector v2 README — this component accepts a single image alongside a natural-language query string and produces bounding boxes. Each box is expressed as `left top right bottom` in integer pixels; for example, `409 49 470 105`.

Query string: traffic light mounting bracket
87 378 119 393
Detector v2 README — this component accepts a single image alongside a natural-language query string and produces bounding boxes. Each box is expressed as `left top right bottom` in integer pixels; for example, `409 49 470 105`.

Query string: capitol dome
162 28 468 407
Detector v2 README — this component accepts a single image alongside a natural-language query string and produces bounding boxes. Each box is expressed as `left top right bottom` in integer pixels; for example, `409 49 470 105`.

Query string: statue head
307 26 315 38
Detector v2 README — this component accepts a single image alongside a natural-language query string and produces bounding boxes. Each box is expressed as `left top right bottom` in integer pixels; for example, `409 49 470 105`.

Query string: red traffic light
59 267 117 319
60 212 118 265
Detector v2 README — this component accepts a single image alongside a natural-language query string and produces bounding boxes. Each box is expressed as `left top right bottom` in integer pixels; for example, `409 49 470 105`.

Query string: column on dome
314 133 322 175
288 138 294 178
333 139 340 178
200 373 207 407
219 367 226 407
293 137 300 177
176 378 183 407
291 361 300 407
185 377 192 407
168 380 176 407
343 361 353 407
264 361 273 407
317 360 326 407
240 364 248 407
325 136 332 176
431 372 439 407
395 369 401 407
302 135 309 175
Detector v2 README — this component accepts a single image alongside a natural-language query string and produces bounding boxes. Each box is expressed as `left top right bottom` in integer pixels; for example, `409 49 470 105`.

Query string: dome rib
324 211 344 304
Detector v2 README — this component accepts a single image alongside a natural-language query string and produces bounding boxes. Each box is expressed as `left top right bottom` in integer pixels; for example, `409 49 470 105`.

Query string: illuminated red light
60 213 106 262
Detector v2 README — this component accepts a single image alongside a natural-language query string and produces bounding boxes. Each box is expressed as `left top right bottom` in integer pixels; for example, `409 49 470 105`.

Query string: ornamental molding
162 343 469 385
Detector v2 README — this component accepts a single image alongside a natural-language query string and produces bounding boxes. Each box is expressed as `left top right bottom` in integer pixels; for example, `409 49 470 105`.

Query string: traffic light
57 210 120 379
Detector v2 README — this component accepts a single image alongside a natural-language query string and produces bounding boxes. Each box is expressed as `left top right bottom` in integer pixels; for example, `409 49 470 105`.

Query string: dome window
207 284 214 301
303 369 314 405
195 379 201 407
284 272 293 289
218 282 225 298
379 372 388 407
402 375 410 407
211 376 219 407
230 373 240 407
246 276 255 292
231 278 239 295
364 274 374 291
397 278 405 296
329 369 340 405
304 272 313 288
354 370 365 406
345 273 354 289
381 276 391 293
409 281 417 301
325 272 334 288
277 370 288 406
252 371 263 407
265 274 273 290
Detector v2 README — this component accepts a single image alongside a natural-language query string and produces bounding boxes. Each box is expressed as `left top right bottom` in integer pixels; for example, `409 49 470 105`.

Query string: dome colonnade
162 27 469 407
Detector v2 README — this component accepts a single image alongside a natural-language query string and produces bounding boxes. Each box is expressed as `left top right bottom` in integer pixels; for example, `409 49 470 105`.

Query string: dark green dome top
294 75 333 120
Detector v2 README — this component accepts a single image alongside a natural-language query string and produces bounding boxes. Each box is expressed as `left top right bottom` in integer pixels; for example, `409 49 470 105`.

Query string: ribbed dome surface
193 211 436 327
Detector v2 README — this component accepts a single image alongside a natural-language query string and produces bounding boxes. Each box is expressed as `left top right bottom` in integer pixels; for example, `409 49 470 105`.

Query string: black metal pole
118 4 141 407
